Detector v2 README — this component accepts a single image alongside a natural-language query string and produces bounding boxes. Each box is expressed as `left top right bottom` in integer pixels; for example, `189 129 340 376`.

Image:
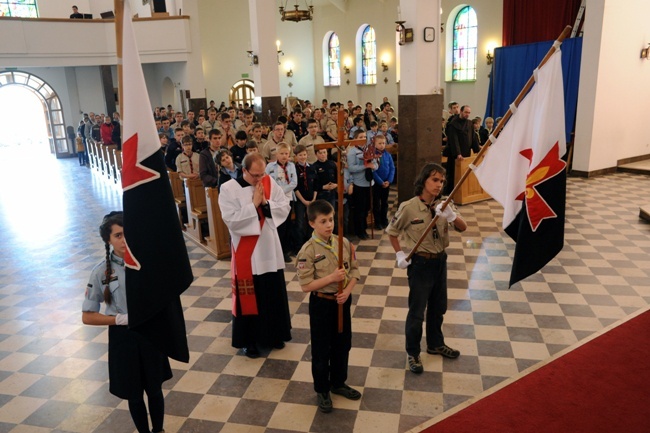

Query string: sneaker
407 354 423 374
317 392 333 413
427 345 460 359
331 384 361 400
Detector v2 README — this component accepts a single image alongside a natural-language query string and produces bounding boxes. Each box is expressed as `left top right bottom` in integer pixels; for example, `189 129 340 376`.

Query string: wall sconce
276 40 284 65
486 50 494 65
641 44 650 60
284 61 294 77
343 58 351 74
246 50 258 66
381 60 389 72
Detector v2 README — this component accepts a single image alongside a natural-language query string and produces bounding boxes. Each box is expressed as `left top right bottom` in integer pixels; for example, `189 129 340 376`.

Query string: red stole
231 175 271 316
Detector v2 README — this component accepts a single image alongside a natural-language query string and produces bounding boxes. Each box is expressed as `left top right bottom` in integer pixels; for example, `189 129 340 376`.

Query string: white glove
115 313 128 326
396 251 411 269
435 203 457 222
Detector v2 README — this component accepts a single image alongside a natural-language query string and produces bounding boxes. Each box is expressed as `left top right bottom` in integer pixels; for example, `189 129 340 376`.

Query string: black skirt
232 270 292 348
108 325 173 400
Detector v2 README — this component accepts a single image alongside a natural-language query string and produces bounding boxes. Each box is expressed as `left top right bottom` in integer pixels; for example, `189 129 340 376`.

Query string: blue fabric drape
484 37 582 143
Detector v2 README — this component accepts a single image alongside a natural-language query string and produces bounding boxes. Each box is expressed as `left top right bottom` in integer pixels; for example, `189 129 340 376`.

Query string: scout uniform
385 196 460 358
83 253 172 400
296 235 360 394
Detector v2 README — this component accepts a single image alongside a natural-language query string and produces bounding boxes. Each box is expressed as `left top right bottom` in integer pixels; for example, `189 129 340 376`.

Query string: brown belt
313 292 337 301
414 252 442 259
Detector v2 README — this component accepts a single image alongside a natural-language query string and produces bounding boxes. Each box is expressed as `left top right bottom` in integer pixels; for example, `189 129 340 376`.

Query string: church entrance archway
0 70 69 157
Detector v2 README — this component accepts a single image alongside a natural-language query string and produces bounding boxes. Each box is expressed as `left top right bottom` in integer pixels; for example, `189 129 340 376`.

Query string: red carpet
423 309 650 433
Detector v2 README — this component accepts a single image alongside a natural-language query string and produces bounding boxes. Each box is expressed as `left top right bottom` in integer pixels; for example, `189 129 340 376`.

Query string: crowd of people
153 98 399 262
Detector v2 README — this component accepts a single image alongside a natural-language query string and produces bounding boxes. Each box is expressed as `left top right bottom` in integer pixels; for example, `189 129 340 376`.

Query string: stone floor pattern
0 149 648 433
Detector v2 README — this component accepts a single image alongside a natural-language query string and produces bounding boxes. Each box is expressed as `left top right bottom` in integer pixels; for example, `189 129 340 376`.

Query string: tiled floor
0 145 649 433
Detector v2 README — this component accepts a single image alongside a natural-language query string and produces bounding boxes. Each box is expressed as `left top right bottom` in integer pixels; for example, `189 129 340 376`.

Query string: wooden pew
168 170 187 228
102 144 117 179
205 187 231 259
183 178 208 244
88 139 99 171
451 153 491 205
113 149 122 184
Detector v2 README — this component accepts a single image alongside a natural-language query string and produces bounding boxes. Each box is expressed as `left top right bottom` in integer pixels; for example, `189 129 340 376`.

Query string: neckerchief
311 233 349 288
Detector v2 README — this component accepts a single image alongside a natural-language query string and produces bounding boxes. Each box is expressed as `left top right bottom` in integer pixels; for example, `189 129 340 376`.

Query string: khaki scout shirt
296 236 361 294
385 196 459 254
298 134 324 164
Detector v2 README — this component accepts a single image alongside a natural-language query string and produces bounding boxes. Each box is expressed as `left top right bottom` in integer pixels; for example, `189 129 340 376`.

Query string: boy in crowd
231 130 248 165
293 144 317 244
371 135 394 229
313 148 337 208
366 121 379 145
347 130 377 240
296 200 361 414
245 140 259 154
299 119 325 164
193 126 208 152
266 143 298 262
158 133 168 154
175 136 200 180
348 116 364 139
164 127 185 171
378 120 395 145
250 123 264 147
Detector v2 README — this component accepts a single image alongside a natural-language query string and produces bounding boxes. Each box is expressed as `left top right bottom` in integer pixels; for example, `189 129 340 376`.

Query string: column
249 0 282 123
397 0 443 203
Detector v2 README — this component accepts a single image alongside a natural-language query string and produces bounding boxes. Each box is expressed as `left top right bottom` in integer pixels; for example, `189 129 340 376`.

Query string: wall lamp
276 40 284 65
286 69 293 77
486 50 494 65
381 60 389 72
641 44 650 60
246 50 258 66
343 57 351 74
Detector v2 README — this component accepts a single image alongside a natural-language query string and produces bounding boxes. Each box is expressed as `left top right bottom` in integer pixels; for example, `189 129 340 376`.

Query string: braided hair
99 211 123 305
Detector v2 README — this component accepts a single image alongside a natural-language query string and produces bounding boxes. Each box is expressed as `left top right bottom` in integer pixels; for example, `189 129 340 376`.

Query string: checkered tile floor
0 148 649 432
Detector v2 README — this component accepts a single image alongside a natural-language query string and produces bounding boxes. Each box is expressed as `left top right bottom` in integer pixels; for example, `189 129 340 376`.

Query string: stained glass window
328 33 341 86
452 6 477 81
361 25 376 85
0 0 39 17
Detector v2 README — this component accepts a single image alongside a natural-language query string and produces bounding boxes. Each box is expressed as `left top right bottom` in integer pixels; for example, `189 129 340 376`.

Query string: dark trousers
277 201 295 254
293 199 311 245
351 185 371 236
309 294 352 393
372 183 390 227
405 253 448 356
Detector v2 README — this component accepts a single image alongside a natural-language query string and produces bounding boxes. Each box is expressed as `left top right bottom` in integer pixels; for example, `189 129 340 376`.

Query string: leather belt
313 292 337 301
414 252 442 259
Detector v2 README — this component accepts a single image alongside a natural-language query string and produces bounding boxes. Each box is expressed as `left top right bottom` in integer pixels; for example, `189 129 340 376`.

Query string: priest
219 153 292 358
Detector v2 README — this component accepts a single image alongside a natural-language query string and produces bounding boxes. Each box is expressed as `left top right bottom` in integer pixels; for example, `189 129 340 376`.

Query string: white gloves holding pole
435 203 457 222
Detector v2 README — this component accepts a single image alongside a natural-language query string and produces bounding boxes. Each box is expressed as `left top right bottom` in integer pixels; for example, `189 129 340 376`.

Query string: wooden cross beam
314 110 365 332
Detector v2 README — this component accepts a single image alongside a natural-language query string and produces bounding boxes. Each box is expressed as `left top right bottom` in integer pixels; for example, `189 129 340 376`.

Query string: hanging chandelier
279 1 314 22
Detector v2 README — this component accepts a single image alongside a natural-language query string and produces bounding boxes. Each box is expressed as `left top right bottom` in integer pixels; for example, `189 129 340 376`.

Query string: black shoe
407 354 424 374
330 384 361 400
317 392 333 413
357 233 369 240
242 346 260 359
374 223 385 230
283 253 292 263
273 341 285 350
427 345 460 359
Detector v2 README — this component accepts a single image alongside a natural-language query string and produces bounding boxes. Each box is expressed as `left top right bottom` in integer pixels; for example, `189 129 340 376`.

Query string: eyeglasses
246 170 265 179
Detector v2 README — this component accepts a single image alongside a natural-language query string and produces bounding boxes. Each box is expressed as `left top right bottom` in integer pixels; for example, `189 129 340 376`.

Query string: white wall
573 0 650 173
36 0 177 19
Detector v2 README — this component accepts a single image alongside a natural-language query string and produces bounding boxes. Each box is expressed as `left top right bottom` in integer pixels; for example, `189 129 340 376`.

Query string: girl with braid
82 211 171 433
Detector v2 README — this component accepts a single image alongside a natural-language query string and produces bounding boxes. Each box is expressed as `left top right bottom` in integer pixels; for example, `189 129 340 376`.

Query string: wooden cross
315 110 366 332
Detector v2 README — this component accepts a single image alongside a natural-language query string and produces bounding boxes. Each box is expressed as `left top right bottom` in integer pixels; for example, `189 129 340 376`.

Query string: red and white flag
473 49 567 287
120 0 192 362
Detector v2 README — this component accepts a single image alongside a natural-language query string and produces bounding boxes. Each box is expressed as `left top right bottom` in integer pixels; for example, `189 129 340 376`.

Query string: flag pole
114 0 124 144
405 25 572 262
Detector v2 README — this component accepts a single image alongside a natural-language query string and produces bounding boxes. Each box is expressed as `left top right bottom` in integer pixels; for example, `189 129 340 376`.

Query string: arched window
327 33 341 86
452 6 477 81
229 79 255 108
0 1 39 17
360 25 377 85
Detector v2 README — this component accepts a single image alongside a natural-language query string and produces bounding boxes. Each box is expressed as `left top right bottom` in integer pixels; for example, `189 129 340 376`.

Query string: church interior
0 0 649 432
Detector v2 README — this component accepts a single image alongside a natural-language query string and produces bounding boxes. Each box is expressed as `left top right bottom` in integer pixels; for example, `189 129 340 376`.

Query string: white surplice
219 177 291 275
